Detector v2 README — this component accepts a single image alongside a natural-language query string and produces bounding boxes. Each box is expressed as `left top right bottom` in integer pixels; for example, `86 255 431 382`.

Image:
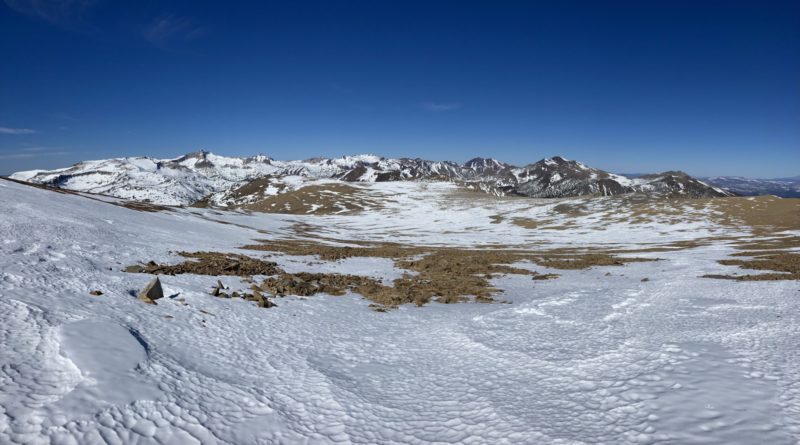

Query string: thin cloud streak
143 15 207 48
0 151 71 159
422 102 461 112
0 127 37 135
3 0 95 28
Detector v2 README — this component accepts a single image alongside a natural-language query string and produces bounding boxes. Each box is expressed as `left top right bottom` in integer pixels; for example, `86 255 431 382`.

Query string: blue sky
1 0 798 177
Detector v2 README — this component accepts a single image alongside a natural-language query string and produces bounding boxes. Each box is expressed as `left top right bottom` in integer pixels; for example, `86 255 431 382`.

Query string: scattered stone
641 277 650 282
138 277 164 305
89 290 103 296
211 279 225 296
532 273 560 280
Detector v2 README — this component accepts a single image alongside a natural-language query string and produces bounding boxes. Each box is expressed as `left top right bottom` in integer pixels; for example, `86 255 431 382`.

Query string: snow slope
1 179 799 444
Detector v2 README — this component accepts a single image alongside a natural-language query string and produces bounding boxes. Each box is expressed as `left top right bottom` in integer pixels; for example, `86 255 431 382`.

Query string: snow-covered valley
1 178 799 444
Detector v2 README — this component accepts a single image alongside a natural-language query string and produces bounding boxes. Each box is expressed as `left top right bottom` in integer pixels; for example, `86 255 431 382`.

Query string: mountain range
701 176 800 198
9 151 735 206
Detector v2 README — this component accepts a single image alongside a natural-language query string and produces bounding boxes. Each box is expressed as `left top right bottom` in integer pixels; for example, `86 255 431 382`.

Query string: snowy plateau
1 154 800 444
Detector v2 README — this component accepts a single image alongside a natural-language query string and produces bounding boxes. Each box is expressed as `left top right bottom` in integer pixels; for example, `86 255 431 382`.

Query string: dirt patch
704 252 800 281
129 240 654 309
510 217 558 229
127 252 282 276
552 201 592 217
706 196 800 233
243 239 424 261
732 235 800 251
510 194 800 234
228 176 287 202
533 254 653 269
118 201 172 212
243 238 656 307
260 272 382 297
242 183 382 215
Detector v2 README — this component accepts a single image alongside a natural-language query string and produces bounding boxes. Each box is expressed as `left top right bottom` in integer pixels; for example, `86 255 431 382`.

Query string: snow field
1 179 799 444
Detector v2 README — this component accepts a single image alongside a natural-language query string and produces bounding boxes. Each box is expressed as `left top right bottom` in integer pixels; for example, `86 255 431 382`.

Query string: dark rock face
323 155 732 198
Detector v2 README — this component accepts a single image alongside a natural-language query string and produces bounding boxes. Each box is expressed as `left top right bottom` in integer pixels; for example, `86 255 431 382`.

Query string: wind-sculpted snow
0 179 798 444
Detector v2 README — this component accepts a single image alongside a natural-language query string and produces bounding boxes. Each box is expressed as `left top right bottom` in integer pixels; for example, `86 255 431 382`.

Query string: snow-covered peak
463 157 507 171
10 150 733 205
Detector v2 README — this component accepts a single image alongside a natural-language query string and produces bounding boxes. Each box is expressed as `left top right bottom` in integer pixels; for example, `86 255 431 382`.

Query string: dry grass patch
242 183 382 215
128 238 655 310
244 238 657 308
703 196 800 233
244 239 424 261
126 252 282 276
704 252 800 281
118 201 172 212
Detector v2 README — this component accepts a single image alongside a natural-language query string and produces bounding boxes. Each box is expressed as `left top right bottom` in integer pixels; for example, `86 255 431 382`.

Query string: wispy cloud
143 15 207 48
0 127 37 135
422 102 462 112
3 0 95 28
0 147 71 159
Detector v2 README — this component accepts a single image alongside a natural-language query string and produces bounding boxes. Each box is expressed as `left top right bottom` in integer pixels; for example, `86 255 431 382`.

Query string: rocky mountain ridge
703 175 800 198
10 151 733 206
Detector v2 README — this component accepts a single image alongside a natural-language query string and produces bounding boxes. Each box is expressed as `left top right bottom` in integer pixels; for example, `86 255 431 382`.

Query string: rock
138 277 164 304
247 288 275 308
89 290 103 296
211 280 225 296
124 265 144 273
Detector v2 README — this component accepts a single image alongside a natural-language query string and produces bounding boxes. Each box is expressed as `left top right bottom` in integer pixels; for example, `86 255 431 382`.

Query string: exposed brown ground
705 196 800 233
698 197 800 280
241 183 383 215
243 239 654 307
227 176 287 202
126 252 282 276
480 192 800 281
74 178 795 294
117 201 172 212
704 253 800 281
131 239 655 309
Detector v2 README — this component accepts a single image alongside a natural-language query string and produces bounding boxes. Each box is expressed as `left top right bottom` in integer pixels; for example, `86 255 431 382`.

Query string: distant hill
703 176 800 198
